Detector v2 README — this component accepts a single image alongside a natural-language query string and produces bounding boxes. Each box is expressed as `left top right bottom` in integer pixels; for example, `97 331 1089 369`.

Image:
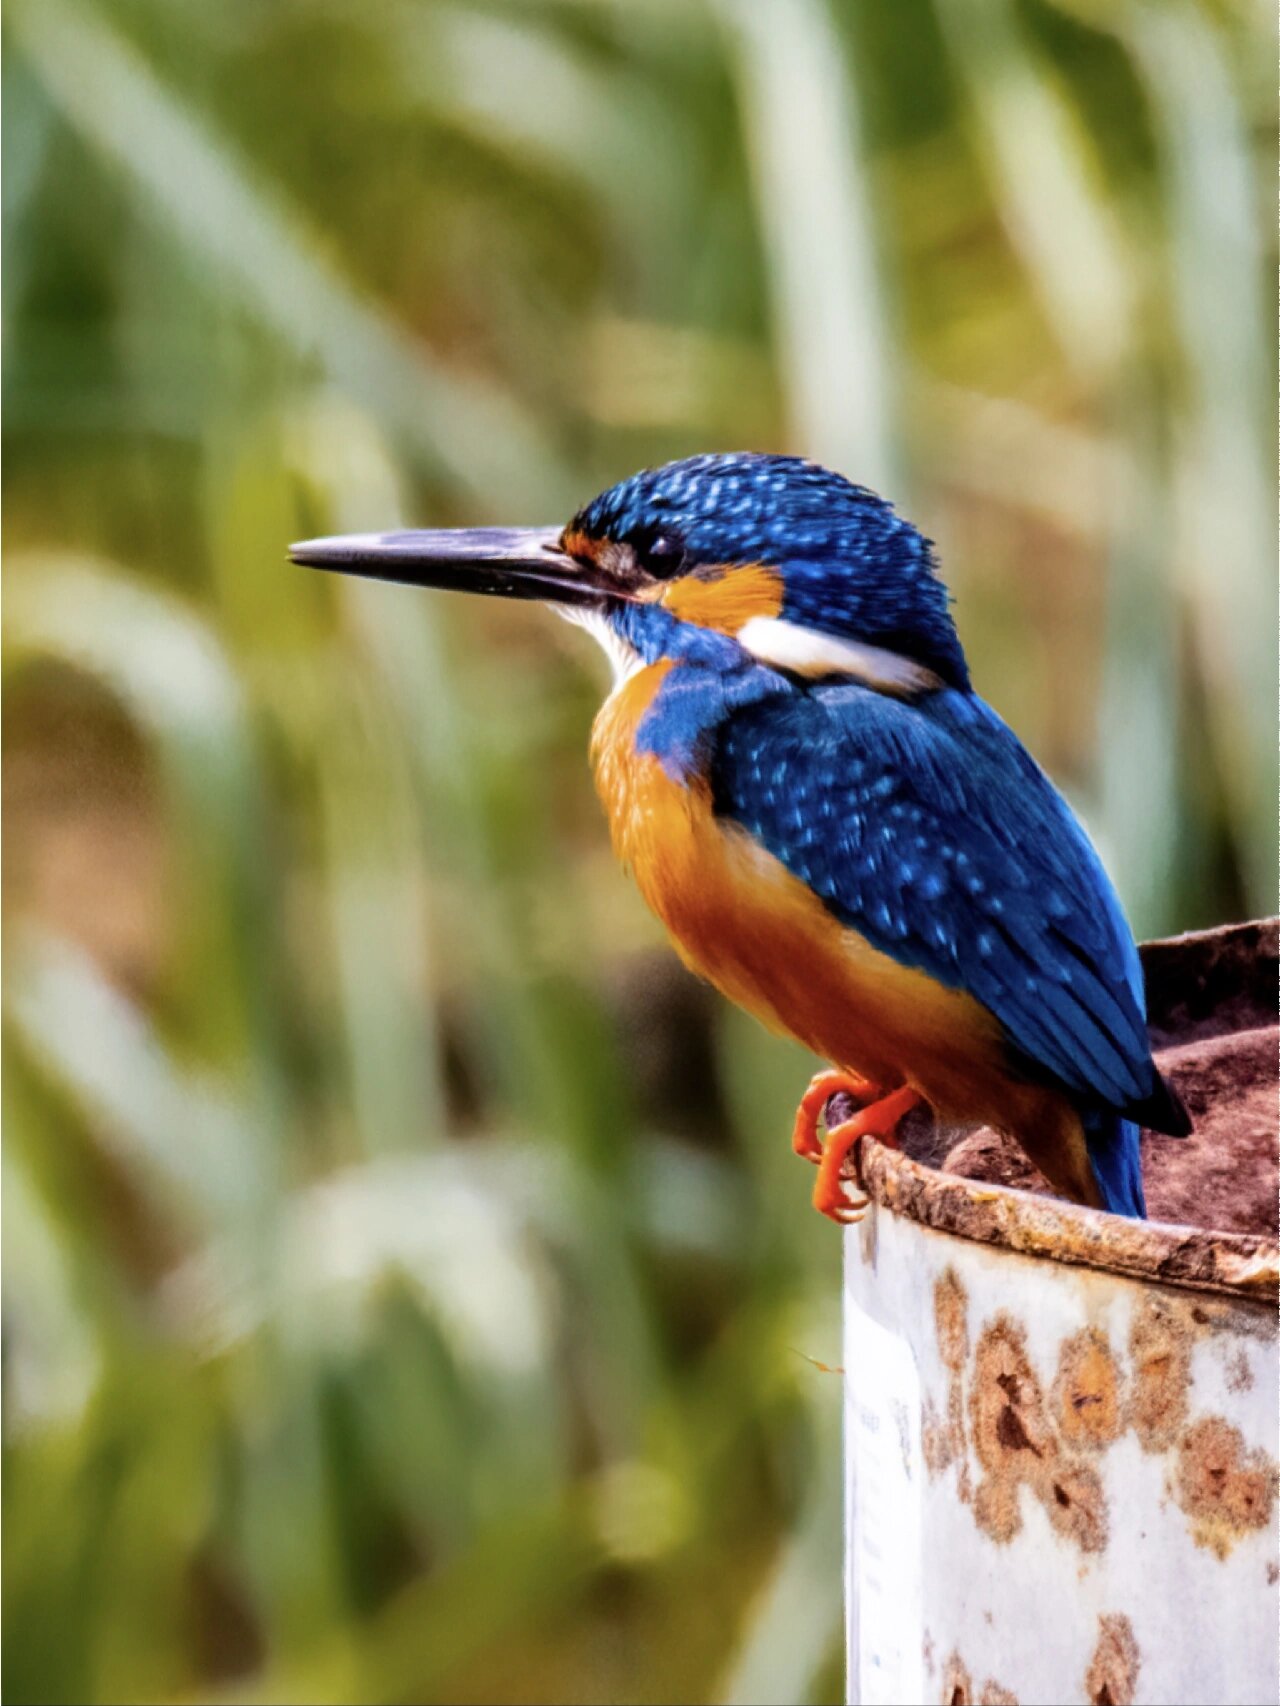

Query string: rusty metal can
843 922 1279 1706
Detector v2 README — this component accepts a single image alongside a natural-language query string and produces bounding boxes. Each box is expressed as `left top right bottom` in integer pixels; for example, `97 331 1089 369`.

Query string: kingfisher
292 453 1189 1222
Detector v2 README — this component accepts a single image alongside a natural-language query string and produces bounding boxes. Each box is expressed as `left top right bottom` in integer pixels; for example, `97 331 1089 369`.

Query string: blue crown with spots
574 454 969 688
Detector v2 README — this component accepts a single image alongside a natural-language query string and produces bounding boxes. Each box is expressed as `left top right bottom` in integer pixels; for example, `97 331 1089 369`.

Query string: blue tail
1082 1110 1146 1218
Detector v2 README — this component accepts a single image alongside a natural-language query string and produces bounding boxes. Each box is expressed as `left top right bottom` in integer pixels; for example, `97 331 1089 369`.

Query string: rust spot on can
969 1316 1109 1553
923 1397 957 1479
1174 1416 1279 1557
970 1318 1055 1472
1127 1298 1192 1453
1224 1348 1255 1393
978 1683 1019 1705
941 1652 971 1704
1043 1461 1108 1554
971 1474 1021 1546
1054 1330 1123 1451
934 1269 970 1370
1084 1613 1139 1705
940 1653 1017 1704
925 1270 971 1495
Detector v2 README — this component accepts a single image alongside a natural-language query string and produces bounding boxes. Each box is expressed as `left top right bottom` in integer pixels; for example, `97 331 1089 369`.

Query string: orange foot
791 1069 881 1163
813 1086 922 1224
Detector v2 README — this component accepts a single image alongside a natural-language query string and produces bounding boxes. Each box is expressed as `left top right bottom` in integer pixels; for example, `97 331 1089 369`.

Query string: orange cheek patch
560 526 599 563
659 564 784 633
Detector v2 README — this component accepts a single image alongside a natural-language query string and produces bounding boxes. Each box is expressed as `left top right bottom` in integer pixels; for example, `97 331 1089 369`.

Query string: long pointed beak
289 527 608 607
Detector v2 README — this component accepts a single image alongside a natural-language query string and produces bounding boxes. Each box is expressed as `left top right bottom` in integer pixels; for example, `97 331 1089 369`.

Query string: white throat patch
557 604 644 688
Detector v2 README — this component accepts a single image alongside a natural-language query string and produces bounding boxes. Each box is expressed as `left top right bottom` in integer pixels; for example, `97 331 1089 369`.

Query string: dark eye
644 533 685 574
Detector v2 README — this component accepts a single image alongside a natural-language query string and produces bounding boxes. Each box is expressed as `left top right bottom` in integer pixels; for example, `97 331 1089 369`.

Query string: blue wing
710 682 1165 1121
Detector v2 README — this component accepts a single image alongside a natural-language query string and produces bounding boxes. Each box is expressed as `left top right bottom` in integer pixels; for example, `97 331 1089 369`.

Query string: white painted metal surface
844 1196 1278 1706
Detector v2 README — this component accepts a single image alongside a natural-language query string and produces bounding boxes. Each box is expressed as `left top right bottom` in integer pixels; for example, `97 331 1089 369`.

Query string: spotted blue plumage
710 685 1146 1093
576 452 1188 1216
707 682 1176 1213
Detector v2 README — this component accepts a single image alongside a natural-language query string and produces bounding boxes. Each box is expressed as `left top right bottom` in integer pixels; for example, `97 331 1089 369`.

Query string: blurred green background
2 1 1273 1701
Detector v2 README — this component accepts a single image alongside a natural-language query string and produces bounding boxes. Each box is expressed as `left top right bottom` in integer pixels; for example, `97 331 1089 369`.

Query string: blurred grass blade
2 1142 103 1431
4 550 285 1073
208 400 449 1153
714 0 896 489
164 1149 561 1382
6 0 570 510
934 0 1134 377
1095 419 1181 935
4 552 251 791
390 5 687 261
1122 4 1273 909
913 381 1127 536
719 1365 842 1706
7 927 259 1224
1 51 55 339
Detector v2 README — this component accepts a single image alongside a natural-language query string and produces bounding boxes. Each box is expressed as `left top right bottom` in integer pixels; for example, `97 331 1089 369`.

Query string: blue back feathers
709 685 1156 1112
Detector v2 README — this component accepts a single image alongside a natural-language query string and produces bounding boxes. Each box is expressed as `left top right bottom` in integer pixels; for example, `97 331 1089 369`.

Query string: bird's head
292 453 968 696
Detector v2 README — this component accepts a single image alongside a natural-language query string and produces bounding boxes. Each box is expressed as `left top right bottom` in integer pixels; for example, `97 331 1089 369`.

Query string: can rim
859 1139 1279 1302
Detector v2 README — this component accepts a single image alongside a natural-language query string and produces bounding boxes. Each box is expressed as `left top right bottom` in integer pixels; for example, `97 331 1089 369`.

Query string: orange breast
590 664 1081 1157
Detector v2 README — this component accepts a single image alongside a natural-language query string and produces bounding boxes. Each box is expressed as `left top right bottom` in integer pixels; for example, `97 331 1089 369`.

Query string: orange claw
791 1069 880 1163
813 1085 922 1224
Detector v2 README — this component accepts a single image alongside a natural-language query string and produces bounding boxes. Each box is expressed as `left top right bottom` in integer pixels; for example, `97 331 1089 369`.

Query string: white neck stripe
736 616 942 697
